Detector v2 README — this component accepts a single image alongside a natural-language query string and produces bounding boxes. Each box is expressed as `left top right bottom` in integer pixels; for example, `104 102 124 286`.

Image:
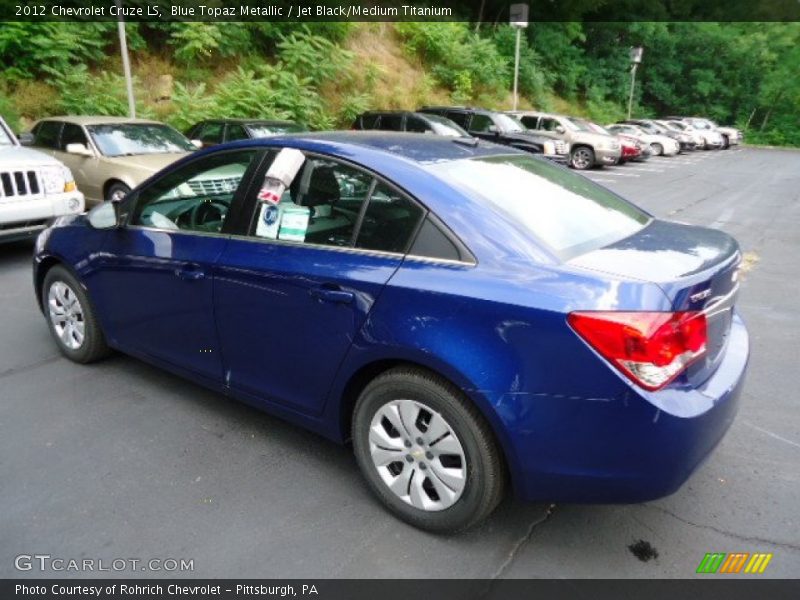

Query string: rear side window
355 182 424 253
468 114 494 133
409 217 464 262
518 115 538 129
444 111 469 128
431 154 650 260
34 121 61 149
378 114 403 132
359 114 381 129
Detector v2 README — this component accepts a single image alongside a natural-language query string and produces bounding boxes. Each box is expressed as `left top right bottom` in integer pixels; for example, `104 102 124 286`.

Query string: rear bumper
504 313 749 503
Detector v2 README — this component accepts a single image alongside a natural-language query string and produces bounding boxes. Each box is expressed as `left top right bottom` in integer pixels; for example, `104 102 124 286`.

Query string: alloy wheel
571 148 593 170
368 399 466 511
48 281 85 350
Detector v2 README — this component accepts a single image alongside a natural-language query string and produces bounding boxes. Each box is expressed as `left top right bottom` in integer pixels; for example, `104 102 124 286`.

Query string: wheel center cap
411 448 425 461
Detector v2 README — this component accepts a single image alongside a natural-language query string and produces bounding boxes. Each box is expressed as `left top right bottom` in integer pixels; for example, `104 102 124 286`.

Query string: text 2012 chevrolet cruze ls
33 133 749 532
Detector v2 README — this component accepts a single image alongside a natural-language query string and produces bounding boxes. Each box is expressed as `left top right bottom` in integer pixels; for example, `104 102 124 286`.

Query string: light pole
116 0 136 118
627 46 643 120
509 3 529 111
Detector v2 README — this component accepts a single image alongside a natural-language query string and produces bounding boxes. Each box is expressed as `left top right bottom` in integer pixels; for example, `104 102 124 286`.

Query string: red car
617 134 643 164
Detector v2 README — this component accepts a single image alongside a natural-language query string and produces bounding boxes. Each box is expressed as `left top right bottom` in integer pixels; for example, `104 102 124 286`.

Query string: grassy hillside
1 22 797 144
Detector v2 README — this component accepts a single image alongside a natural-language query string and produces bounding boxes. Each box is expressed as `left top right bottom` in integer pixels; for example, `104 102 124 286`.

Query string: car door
536 117 561 141
87 148 264 384
213 151 425 414
57 123 104 201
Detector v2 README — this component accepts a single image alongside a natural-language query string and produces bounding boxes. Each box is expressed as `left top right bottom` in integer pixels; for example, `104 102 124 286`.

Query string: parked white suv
0 116 84 243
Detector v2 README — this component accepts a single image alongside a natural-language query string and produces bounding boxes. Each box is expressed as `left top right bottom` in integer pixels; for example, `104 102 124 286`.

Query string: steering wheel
189 200 227 230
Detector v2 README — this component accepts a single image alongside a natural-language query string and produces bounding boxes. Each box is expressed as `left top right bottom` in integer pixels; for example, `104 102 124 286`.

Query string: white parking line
587 171 641 178
625 167 664 173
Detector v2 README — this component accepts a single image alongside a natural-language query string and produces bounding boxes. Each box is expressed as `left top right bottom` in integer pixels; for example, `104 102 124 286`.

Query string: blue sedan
33 133 749 532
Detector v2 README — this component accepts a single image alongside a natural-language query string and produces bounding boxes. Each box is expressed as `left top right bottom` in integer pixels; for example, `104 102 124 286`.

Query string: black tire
569 146 595 170
42 265 111 364
721 135 730 149
352 367 506 533
106 181 131 203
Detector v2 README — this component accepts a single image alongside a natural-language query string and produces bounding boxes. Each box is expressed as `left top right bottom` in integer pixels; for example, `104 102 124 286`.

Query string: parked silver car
507 111 621 170
0 116 84 243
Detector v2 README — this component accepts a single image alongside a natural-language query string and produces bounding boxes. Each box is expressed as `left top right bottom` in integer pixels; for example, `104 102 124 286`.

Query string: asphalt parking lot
1 146 798 579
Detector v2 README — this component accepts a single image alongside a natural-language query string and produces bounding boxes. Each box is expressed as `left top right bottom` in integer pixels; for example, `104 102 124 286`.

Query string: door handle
310 285 354 304
175 264 205 281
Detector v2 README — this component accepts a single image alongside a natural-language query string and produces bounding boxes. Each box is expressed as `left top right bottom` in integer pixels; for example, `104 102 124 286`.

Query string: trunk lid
570 219 741 385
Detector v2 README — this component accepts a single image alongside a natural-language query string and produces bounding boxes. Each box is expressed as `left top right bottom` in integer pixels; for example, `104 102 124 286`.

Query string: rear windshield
247 123 306 137
430 154 650 260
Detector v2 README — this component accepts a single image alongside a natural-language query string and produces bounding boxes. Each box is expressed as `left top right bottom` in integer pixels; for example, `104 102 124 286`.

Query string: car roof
198 118 298 125
37 116 165 126
419 106 498 116
250 131 522 164
218 127 530 171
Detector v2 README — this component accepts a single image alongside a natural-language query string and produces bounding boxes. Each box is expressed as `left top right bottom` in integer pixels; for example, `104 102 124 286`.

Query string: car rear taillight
568 311 707 391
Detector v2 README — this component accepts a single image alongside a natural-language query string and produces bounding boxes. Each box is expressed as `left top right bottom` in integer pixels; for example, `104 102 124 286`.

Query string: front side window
251 153 424 254
226 124 249 141
130 150 257 234
406 116 433 134
430 154 650 260
33 121 62 149
87 123 195 157
196 122 224 145
60 124 89 150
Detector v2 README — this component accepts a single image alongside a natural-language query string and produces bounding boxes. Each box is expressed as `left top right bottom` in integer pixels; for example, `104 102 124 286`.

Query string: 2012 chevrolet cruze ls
33 133 749 532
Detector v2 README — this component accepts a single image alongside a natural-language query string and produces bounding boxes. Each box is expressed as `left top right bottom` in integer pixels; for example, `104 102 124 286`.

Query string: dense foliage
0 21 797 146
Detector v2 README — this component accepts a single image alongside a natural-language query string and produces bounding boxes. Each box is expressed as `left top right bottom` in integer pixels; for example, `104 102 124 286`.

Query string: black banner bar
2 0 800 22
3 579 800 600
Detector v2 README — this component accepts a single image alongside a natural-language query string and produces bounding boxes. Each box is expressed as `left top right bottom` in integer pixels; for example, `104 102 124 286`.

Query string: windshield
494 113 526 133
565 118 593 132
0 122 16 146
426 114 469 137
586 122 610 135
87 123 195 157
247 122 306 138
430 154 650 260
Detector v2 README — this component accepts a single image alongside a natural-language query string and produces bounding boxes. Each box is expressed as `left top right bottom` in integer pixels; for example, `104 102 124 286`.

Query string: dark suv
186 119 307 149
418 106 568 163
352 111 469 137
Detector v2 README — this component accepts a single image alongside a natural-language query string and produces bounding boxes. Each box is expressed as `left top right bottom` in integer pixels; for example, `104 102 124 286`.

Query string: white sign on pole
510 3 529 28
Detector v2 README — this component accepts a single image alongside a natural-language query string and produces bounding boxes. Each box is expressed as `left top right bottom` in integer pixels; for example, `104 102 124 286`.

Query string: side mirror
19 132 34 146
191 139 203 149
66 143 94 157
487 125 499 135
555 125 566 134
87 201 121 230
